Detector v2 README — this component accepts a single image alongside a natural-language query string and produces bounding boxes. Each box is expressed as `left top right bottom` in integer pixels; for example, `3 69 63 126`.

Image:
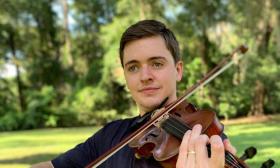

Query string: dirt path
222 114 280 125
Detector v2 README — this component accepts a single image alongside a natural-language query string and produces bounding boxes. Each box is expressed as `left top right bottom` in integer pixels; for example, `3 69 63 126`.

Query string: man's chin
141 100 164 111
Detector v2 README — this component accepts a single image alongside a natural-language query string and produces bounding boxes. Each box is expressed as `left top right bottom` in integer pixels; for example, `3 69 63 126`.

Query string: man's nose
140 65 153 82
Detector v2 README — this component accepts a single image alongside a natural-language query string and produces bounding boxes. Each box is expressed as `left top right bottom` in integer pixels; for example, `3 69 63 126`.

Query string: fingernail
194 124 202 131
184 130 191 137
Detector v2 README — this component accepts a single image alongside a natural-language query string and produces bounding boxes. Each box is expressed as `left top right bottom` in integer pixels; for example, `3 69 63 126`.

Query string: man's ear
176 61 183 81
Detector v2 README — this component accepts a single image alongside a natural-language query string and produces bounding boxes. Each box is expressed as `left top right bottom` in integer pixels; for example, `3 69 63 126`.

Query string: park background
0 0 279 167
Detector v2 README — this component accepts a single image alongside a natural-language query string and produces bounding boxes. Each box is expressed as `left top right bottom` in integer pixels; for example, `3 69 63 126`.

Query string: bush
55 106 79 127
70 86 107 124
0 112 23 131
22 86 57 129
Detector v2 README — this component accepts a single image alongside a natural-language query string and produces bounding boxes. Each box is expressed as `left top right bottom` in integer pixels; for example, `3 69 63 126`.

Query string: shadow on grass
0 153 58 165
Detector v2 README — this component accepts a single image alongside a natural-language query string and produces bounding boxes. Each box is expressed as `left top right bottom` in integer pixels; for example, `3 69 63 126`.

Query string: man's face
123 35 183 115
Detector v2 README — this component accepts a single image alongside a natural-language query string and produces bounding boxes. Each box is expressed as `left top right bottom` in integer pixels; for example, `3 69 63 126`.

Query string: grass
0 127 101 168
225 122 279 167
0 116 279 168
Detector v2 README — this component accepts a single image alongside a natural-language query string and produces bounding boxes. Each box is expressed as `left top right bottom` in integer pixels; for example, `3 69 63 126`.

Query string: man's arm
31 161 53 168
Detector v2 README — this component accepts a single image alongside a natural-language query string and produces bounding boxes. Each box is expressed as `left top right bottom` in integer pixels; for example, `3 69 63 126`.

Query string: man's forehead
122 37 172 64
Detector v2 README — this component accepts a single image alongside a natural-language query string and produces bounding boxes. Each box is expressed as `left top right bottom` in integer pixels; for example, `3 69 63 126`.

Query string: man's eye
152 62 163 69
127 65 139 72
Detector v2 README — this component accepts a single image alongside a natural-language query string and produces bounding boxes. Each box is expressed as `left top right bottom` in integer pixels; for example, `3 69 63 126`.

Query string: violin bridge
153 112 170 128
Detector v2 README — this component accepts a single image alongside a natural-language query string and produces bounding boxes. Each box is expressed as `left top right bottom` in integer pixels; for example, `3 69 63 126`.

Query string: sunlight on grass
0 164 29 168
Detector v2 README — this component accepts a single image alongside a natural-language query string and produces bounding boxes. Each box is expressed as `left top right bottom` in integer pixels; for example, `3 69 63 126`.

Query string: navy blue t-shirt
51 116 163 168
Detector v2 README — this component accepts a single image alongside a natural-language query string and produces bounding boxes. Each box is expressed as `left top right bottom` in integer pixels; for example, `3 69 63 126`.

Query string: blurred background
0 0 279 167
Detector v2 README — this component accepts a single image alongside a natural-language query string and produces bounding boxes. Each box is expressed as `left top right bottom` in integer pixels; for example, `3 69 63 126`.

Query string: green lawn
225 121 279 167
0 119 279 168
0 127 101 168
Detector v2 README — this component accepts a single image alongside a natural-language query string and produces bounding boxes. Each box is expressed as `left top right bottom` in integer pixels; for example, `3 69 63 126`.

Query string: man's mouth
139 87 160 94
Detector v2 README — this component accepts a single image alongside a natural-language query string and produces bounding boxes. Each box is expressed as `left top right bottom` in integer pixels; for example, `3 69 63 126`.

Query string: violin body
129 100 249 168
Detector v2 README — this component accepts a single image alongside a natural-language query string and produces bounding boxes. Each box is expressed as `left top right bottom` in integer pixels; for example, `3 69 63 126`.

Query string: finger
223 139 237 154
209 135 225 167
195 134 209 168
186 124 202 168
188 124 203 151
177 130 191 168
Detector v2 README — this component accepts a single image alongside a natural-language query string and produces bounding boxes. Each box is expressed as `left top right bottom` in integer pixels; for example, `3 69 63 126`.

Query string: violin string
162 116 189 138
226 150 245 168
226 152 244 168
224 151 240 168
225 154 241 168
162 117 244 168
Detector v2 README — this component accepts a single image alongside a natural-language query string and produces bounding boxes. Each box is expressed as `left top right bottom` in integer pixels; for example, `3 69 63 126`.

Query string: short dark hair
119 20 180 67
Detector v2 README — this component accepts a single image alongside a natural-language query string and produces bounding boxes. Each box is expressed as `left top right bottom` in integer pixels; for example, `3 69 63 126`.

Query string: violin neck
160 115 249 168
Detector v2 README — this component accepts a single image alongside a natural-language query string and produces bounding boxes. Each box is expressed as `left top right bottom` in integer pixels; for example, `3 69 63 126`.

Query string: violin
86 45 251 168
129 101 249 168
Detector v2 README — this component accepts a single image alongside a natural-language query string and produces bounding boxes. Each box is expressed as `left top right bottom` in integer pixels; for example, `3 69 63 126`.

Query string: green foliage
0 112 23 131
70 86 106 124
218 102 237 120
91 109 118 125
0 79 21 131
1 0 280 130
54 104 78 127
23 86 57 129
0 79 17 115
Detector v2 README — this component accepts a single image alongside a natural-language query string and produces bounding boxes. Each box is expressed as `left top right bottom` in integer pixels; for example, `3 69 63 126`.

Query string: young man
32 20 234 168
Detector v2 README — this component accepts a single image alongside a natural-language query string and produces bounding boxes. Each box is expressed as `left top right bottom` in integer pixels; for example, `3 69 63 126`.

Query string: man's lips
139 87 160 94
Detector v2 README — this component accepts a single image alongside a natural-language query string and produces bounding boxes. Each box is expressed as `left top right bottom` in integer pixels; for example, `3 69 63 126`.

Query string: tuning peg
261 159 275 168
240 146 257 161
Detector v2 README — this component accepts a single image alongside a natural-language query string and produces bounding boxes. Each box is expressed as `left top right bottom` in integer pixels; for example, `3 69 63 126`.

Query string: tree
229 0 280 116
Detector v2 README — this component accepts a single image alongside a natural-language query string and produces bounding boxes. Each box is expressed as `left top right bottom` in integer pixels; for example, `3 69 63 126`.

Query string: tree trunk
248 80 265 116
61 0 73 66
249 23 273 116
200 28 216 72
258 25 273 55
9 32 26 112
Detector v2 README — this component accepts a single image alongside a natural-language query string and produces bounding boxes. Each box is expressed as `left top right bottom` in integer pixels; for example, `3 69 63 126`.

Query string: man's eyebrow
124 60 138 67
124 56 167 67
149 56 167 61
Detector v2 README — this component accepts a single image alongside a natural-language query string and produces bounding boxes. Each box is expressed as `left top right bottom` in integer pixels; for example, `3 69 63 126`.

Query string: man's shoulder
106 116 139 126
102 116 139 133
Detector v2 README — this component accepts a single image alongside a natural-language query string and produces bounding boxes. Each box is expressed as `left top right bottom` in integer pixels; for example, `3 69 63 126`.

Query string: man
32 20 234 168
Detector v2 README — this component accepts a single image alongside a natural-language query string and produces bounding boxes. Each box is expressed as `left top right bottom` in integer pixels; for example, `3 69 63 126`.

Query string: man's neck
139 97 172 116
